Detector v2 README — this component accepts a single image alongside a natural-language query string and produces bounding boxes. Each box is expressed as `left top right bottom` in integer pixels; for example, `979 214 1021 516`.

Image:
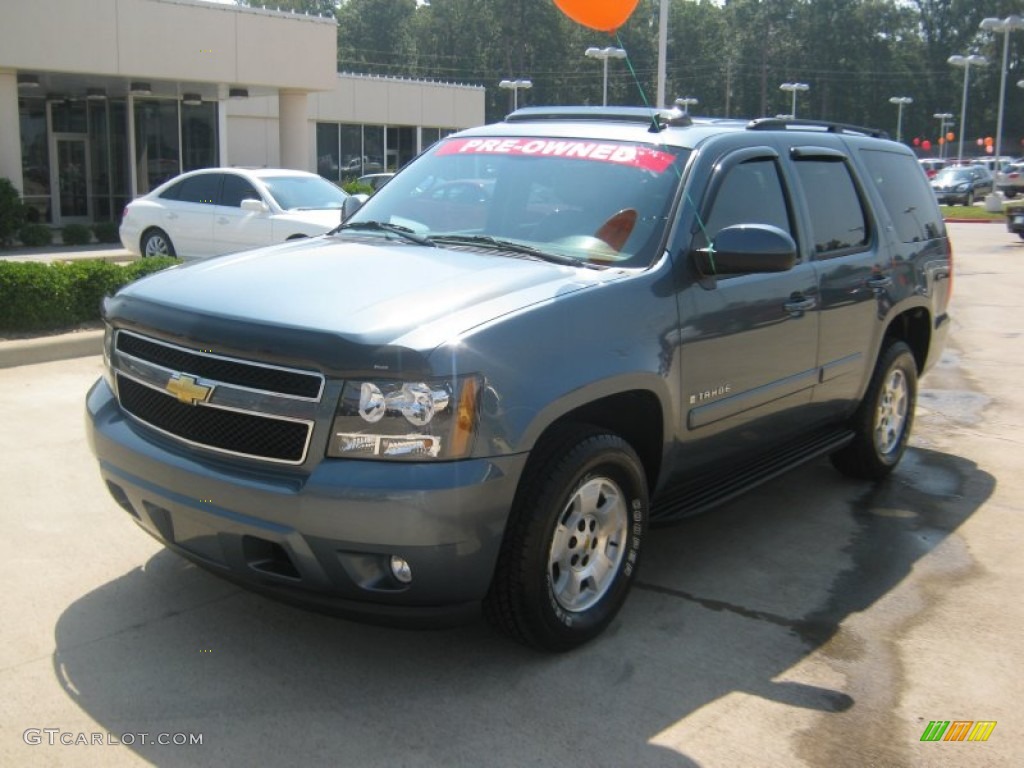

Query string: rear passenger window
162 174 221 205
793 158 869 256
860 149 943 243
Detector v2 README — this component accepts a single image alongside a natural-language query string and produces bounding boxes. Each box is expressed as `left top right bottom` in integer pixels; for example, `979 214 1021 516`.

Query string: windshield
342 136 688 267
934 169 973 183
263 176 348 210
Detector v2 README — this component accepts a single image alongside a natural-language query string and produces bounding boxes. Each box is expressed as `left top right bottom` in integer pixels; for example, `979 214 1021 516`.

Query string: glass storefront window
51 99 88 133
389 126 415 170
18 97 50 222
363 125 384 174
133 99 180 194
182 101 217 172
316 122 340 181
339 123 363 180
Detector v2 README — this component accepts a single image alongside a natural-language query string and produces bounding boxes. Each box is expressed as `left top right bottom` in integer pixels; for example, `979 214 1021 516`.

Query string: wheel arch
520 385 665 496
882 306 931 374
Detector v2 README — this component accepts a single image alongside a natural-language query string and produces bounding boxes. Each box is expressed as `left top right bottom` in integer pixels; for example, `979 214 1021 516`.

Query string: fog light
390 555 412 584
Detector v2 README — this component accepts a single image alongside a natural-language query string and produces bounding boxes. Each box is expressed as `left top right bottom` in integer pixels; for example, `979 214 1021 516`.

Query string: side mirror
240 198 269 213
342 194 369 222
691 224 797 275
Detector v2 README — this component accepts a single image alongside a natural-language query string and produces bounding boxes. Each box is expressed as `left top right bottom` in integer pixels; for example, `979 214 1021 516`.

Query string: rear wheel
485 425 648 651
831 340 917 480
141 228 175 258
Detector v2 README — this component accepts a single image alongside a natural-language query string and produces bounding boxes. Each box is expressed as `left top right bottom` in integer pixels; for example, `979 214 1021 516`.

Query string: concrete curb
0 330 104 369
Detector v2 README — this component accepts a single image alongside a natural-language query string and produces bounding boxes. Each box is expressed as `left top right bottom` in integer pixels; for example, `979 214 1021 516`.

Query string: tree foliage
254 0 1024 152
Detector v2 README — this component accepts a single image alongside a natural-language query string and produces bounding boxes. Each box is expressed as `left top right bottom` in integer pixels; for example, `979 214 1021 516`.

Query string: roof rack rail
505 106 692 133
747 117 889 139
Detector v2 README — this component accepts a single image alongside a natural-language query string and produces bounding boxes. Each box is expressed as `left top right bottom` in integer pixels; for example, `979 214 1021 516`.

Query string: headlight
956 183 970 191
327 375 480 460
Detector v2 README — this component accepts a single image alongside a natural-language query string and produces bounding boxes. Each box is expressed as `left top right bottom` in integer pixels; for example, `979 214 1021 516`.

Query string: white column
218 100 229 167
278 90 309 171
0 70 24 194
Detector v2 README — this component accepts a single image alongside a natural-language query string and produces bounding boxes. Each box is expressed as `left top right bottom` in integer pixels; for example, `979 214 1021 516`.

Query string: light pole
933 112 954 159
585 46 627 106
889 96 913 142
779 82 809 118
948 54 988 165
979 16 1024 178
674 96 698 116
498 78 532 111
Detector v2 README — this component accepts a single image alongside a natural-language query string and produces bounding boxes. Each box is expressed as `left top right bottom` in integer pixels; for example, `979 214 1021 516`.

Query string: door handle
784 296 816 315
867 275 893 290
166 212 178 220
217 217 229 224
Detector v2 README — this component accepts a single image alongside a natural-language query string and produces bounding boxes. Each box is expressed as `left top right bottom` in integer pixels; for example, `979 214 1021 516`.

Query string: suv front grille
117 376 310 463
112 331 323 465
116 332 323 399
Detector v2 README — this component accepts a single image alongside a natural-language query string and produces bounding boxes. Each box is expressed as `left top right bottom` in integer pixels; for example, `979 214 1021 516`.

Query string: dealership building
0 0 485 225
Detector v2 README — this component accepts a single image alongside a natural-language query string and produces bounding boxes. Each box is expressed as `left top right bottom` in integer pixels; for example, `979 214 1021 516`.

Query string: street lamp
674 96 698 115
779 82 809 118
948 54 988 165
498 78 532 111
889 96 913 142
980 16 1024 178
933 112 954 159
585 46 627 106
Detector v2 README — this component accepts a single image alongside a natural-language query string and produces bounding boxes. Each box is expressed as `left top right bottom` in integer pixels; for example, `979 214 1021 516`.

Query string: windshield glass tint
262 176 348 210
935 169 971 183
344 136 688 266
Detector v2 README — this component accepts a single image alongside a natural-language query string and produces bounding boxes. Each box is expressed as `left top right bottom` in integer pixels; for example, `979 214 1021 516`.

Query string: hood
111 235 616 351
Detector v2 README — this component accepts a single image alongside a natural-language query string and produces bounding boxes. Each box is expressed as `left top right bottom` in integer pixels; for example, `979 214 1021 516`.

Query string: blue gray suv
87 107 952 651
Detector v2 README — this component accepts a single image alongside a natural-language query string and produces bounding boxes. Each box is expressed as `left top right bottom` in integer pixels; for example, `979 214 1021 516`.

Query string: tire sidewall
523 439 647 649
870 344 917 470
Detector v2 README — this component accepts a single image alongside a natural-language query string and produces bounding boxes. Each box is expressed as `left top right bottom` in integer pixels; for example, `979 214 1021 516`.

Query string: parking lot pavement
0 224 1021 767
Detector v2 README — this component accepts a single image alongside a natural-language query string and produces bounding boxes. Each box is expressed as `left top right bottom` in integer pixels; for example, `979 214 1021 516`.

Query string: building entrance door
51 135 91 224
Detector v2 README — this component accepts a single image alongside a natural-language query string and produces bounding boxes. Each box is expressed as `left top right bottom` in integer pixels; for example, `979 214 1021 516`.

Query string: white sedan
120 168 349 259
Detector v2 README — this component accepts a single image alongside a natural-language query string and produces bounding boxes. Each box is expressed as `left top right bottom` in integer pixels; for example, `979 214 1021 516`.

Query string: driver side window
703 158 793 240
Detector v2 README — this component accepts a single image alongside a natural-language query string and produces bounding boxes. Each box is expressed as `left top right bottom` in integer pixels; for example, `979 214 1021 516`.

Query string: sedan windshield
341 136 688 267
934 169 973 184
263 176 348 210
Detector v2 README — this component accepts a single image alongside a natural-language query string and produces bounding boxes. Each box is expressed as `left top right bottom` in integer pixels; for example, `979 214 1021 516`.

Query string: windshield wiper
429 234 598 268
331 220 436 246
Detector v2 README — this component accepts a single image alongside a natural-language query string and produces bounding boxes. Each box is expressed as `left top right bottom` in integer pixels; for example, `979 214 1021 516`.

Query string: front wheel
485 425 648 651
831 340 917 480
965 190 975 206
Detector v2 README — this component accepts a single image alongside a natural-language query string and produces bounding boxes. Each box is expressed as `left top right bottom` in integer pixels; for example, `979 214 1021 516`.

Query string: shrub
342 181 374 196
0 256 180 332
61 223 93 246
0 178 26 247
92 221 121 243
18 223 53 247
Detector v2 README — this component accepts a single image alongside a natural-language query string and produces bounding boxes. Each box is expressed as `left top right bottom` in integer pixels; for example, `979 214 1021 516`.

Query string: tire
1018 232 1024 241
965 190 974 206
141 228 175 258
484 424 648 652
1005 189 1018 200
831 340 917 481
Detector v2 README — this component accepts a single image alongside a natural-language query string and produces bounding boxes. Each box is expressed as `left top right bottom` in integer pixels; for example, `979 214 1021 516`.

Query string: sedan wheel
141 228 175 258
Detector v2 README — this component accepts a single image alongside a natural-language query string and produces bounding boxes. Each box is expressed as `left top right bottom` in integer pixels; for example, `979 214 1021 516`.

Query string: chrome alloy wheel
874 368 909 456
144 233 171 257
548 476 629 613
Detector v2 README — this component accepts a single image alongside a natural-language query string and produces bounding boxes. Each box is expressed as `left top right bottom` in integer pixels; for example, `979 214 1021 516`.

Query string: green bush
0 178 26 247
18 223 53 247
92 221 121 243
342 181 374 196
0 256 179 332
61 223 93 246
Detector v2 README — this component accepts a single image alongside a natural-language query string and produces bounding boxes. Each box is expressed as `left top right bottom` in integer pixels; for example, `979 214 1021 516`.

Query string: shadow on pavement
52 447 993 766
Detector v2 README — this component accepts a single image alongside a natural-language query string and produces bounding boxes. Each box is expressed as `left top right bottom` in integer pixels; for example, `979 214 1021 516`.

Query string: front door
52 135 91 224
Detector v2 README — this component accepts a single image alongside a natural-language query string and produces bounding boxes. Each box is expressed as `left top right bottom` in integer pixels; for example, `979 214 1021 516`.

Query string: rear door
676 146 821 465
157 173 220 257
784 145 890 412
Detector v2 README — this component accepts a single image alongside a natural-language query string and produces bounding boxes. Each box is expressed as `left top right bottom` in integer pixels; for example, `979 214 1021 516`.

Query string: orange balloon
553 0 641 31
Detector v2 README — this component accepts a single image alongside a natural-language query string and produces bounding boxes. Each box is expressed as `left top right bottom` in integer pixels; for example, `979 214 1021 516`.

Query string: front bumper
86 379 526 626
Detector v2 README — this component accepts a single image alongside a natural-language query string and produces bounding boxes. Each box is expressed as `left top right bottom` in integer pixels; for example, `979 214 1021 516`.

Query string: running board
650 427 855 523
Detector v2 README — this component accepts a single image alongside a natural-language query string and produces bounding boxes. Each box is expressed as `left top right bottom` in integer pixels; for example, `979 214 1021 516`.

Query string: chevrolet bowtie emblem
166 374 213 405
